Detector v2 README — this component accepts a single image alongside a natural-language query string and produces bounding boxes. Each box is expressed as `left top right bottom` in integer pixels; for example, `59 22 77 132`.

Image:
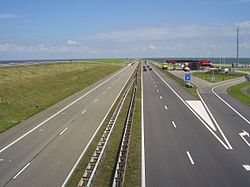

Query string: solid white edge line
0 66 129 154
186 151 195 165
13 162 31 179
141 63 146 187
172 121 176 128
59 127 68 136
62 63 136 187
197 89 233 150
152 67 229 150
212 84 250 126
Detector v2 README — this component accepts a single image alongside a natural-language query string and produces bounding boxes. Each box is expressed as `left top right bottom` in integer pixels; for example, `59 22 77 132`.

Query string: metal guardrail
77 80 134 187
112 73 138 187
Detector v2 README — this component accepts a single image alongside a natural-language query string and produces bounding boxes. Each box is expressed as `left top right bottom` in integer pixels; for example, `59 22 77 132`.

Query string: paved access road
142 64 250 186
0 62 138 187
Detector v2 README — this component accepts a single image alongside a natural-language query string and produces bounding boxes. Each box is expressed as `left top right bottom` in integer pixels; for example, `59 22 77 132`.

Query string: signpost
185 73 193 88
185 73 191 81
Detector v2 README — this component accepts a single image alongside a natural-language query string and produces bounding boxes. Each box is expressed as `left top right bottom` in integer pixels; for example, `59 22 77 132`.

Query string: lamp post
237 26 240 67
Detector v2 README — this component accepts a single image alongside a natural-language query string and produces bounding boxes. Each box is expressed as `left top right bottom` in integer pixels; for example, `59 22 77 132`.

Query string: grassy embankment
150 61 199 98
228 81 250 106
192 71 246 83
0 62 123 133
79 58 129 65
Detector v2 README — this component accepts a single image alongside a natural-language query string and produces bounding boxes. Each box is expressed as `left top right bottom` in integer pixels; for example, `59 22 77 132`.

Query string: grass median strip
91 82 133 186
124 66 141 187
0 62 122 133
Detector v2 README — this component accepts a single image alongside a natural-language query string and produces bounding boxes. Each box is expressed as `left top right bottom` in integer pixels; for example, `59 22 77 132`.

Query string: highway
0 62 138 186
142 64 250 186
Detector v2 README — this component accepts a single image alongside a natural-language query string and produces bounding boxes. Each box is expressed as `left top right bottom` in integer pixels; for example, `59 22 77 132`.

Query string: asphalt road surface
143 64 250 186
0 62 138 187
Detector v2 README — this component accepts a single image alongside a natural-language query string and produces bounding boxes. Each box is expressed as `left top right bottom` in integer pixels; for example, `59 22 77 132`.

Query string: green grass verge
192 71 246 83
0 62 121 133
228 81 250 106
235 68 250 72
150 61 199 99
124 66 141 187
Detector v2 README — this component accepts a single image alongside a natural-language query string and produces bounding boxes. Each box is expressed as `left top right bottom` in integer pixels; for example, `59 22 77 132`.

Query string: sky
0 0 250 60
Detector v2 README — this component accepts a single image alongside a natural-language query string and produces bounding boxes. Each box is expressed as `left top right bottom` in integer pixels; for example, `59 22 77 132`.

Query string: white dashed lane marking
59 127 68 136
186 151 195 165
243 165 250 171
82 109 87 115
172 121 176 128
13 162 31 179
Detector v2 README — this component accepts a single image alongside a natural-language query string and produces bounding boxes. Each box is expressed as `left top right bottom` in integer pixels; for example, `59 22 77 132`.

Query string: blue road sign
185 73 191 81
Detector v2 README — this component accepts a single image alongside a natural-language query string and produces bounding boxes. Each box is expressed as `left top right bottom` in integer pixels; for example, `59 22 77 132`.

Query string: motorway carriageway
142 64 250 186
0 62 138 187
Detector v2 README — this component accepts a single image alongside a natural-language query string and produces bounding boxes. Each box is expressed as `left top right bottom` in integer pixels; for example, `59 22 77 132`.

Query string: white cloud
148 44 156 50
239 0 250 3
0 42 99 54
1 21 250 58
81 24 236 43
236 21 250 28
67 40 80 45
206 0 250 4
0 13 18 19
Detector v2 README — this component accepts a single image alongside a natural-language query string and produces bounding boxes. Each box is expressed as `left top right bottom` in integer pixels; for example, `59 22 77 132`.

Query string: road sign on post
185 73 191 81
